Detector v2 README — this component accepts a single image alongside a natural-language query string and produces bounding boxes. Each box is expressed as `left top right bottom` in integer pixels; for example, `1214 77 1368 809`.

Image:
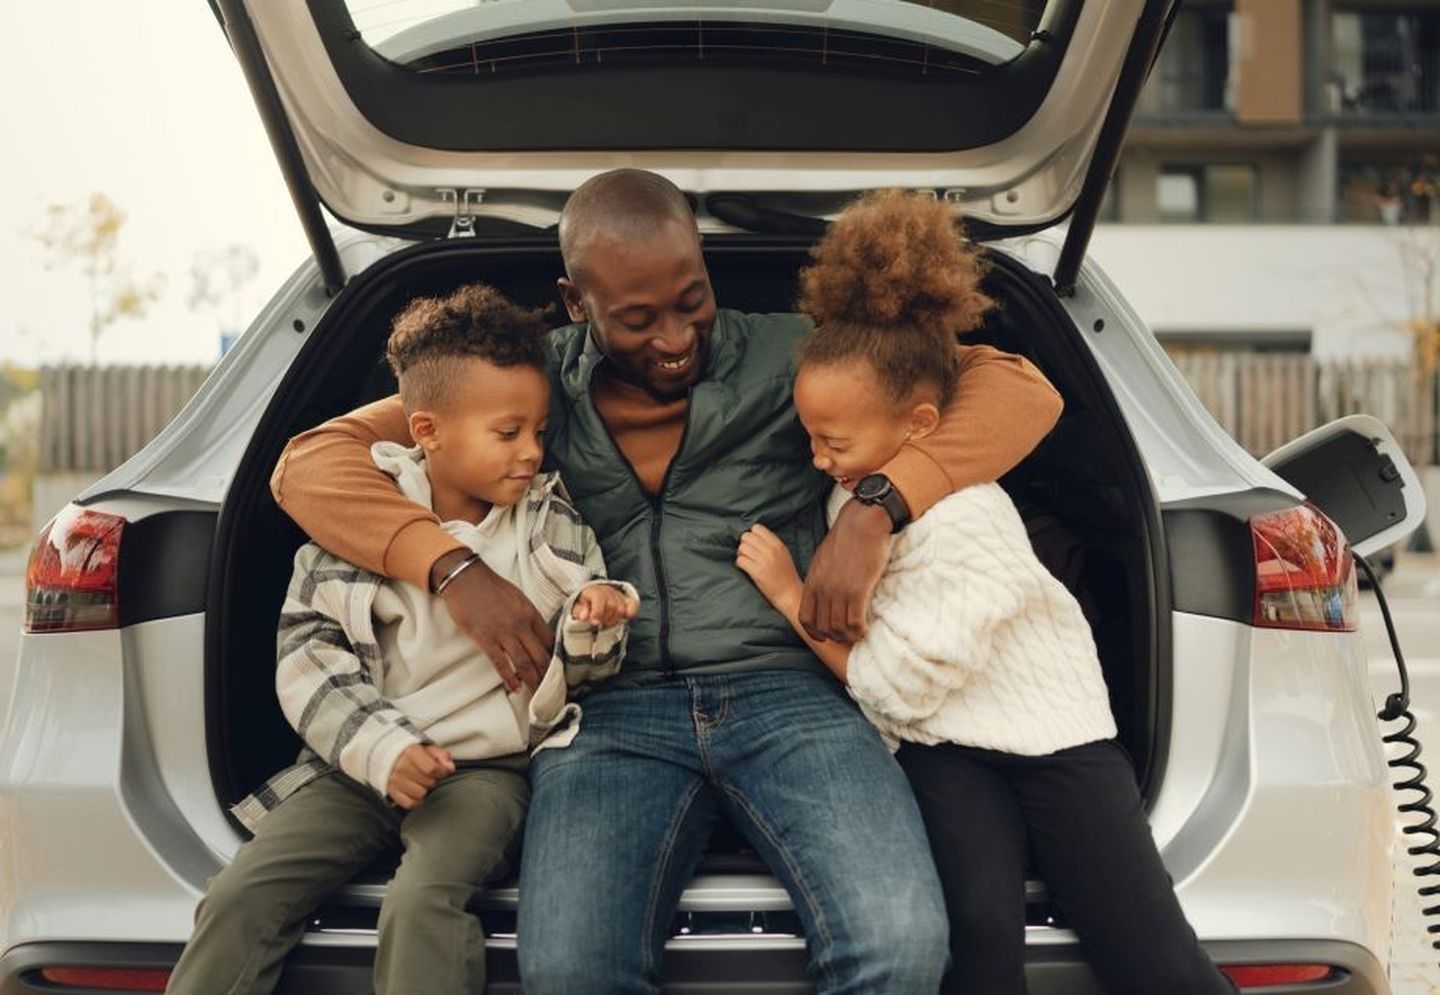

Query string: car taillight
23 507 126 633
37 967 171 991
1219 963 1337 987
1250 504 1356 632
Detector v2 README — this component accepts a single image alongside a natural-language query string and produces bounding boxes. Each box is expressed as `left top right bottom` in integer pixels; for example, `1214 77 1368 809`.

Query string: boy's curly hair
385 283 551 411
796 190 995 408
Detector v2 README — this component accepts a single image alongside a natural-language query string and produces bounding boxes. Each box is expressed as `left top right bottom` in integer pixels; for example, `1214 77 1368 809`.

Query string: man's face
560 218 716 402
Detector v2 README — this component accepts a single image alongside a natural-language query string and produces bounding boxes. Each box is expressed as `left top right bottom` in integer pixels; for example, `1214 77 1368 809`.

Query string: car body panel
1171 621 1391 961
1044 238 1304 506
0 630 200 944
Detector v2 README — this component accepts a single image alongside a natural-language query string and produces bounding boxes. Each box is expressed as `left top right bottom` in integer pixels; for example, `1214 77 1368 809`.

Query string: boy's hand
571 585 640 628
736 524 804 616
433 550 553 693
387 744 456 810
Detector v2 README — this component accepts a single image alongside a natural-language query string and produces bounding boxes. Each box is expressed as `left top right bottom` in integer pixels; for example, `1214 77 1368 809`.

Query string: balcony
1324 9 1440 121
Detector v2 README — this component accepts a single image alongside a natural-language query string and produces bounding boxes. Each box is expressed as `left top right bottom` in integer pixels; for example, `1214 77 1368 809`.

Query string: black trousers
897 739 1237 995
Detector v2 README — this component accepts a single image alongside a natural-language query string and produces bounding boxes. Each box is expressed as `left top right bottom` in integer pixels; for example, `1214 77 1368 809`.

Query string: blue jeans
516 669 948 994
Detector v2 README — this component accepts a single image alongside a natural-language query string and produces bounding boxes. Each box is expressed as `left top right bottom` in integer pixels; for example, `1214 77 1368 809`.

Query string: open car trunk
206 234 1168 939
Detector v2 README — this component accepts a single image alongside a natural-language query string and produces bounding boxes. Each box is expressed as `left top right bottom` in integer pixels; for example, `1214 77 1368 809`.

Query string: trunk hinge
441 188 486 239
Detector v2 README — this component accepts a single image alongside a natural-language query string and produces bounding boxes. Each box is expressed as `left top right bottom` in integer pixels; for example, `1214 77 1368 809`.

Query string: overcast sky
0 2 307 366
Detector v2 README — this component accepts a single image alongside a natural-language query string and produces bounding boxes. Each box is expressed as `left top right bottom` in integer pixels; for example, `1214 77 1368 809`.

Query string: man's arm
883 344 1063 520
271 395 554 685
799 344 1062 643
270 395 462 586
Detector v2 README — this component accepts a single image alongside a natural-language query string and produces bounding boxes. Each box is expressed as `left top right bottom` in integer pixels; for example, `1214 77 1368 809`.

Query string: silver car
3 1 1428 992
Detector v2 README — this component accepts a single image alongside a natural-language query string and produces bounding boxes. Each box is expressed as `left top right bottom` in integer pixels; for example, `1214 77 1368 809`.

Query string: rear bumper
0 937 1389 994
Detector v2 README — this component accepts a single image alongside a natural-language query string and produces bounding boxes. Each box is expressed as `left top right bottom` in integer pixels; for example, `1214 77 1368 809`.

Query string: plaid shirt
232 473 632 833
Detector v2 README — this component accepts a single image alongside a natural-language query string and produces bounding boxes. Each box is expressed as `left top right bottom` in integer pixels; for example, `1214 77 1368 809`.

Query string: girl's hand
736 524 804 615
571 584 640 627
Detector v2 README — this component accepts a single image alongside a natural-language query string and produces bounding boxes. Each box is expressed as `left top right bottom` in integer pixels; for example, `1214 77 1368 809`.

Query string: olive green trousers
167 762 528 995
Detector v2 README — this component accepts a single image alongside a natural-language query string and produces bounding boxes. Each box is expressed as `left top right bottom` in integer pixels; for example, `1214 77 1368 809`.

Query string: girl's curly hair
386 283 551 411
796 190 995 407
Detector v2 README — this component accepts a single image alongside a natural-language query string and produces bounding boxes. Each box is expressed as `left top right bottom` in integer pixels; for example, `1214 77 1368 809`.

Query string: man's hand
571 585 639 628
387 743 455 810
736 524 804 617
432 549 553 692
799 500 891 643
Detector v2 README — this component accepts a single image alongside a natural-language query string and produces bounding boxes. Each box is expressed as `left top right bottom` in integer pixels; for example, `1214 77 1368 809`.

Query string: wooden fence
34 357 1439 476
1171 353 1438 466
39 365 212 474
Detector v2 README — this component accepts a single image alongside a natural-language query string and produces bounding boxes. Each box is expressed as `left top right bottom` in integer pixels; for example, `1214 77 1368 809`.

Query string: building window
1329 8 1440 115
1158 164 1258 222
1158 168 1202 221
1137 3 1234 116
1338 156 1440 223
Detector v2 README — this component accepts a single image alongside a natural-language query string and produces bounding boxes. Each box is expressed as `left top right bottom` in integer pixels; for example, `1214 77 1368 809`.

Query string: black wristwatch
853 473 911 533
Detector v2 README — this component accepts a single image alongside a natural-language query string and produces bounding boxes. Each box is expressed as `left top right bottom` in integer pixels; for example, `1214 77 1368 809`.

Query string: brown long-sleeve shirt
270 343 1062 590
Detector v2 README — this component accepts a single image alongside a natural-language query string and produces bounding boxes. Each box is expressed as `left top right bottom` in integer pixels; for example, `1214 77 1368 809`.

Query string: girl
735 190 1235 995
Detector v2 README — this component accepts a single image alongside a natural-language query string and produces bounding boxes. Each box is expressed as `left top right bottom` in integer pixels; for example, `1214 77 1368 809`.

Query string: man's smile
652 349 696 375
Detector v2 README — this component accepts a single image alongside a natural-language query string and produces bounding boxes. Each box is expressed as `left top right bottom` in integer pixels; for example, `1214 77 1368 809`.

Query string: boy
167 283 638 995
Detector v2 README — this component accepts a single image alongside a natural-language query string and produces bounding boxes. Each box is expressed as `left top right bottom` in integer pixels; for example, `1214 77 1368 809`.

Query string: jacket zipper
651 409 693 678
589 384 694 679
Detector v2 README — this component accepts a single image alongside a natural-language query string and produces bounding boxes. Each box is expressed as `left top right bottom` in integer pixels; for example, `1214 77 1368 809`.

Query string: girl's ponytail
796 190 995 408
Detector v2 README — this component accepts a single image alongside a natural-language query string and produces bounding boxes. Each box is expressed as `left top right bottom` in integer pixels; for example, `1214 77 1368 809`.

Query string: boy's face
418 358 550 508
559 218 715 402
794 360 936 490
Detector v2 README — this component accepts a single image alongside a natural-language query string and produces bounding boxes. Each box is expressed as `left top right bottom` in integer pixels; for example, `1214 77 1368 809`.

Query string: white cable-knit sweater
831 484 1117 756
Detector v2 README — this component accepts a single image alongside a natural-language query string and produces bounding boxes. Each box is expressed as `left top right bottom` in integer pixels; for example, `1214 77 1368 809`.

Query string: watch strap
855 474 911 533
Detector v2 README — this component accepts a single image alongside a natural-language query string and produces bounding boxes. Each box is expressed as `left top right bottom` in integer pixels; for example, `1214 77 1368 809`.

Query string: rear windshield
346 1 1051 77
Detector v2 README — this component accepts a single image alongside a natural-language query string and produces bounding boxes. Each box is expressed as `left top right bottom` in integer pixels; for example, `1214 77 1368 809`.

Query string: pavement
0 544 1438 988
1363 553 1440 995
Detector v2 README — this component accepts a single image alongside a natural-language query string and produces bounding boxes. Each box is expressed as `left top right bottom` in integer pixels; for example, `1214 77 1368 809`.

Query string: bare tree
188 244 260 338
1394 227 1440 376
31 193 164 364
1383 157 1440 478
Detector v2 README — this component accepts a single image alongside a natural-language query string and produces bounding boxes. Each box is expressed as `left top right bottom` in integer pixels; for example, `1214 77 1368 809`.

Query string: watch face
855 474 889 501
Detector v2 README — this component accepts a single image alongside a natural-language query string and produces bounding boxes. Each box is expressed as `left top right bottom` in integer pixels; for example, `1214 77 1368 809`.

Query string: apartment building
1090 0 1440 359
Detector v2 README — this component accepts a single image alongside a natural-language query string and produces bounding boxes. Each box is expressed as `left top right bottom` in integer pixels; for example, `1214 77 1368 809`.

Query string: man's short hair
385 283 550 412
559 169 697 282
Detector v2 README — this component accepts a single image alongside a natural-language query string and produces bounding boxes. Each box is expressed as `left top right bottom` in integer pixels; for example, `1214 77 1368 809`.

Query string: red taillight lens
1250 505 1356 632
1219 963 1336 987
37 966 171 991
23 507 126 633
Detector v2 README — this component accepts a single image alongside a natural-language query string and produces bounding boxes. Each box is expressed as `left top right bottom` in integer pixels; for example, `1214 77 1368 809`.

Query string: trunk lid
213 0 1171 247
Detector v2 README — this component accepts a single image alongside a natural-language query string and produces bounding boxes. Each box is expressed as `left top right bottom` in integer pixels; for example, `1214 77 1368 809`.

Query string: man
270 168 1063 992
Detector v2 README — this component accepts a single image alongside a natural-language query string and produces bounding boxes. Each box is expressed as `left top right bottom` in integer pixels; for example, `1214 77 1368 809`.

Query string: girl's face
794 359 939 490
